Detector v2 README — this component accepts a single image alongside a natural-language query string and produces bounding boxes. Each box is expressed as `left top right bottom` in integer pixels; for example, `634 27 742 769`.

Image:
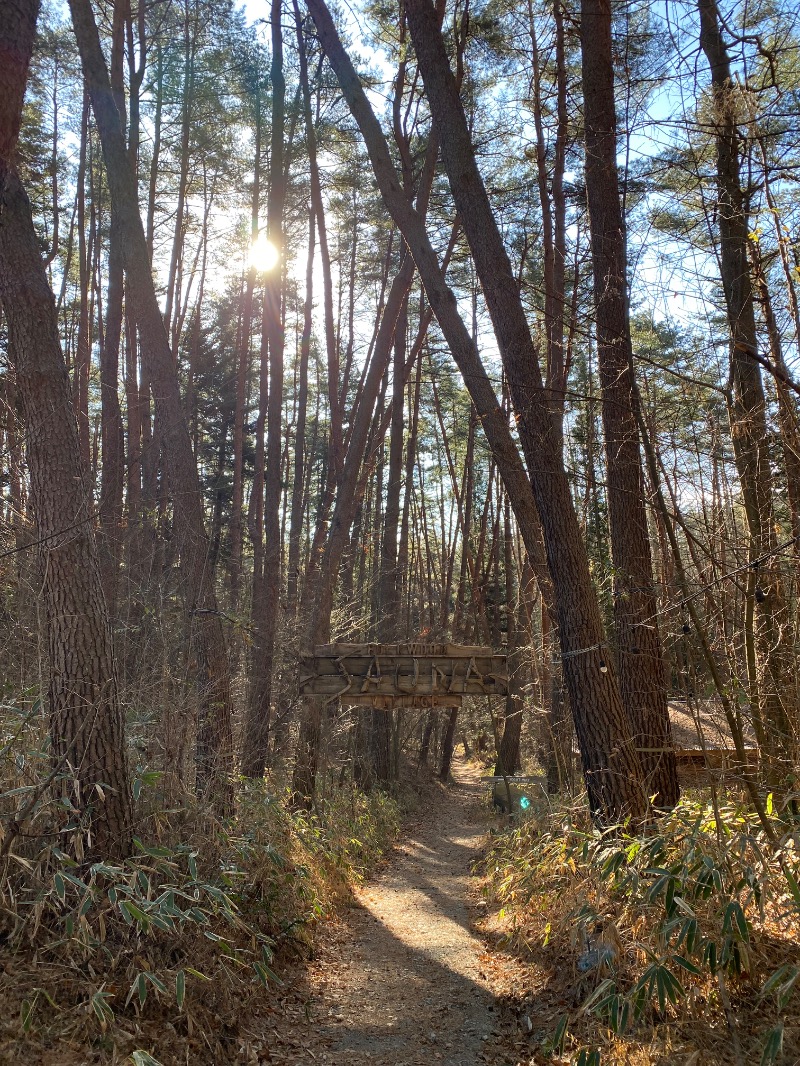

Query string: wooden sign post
299 642 508 709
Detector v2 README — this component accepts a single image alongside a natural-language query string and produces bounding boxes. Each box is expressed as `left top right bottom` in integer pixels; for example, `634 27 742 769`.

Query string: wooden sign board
299 643 507 706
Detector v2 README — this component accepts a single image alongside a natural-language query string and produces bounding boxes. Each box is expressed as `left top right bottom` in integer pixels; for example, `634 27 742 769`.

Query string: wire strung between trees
555 533 799 663
560 640 605 660
631 532 800 630
0 515 92 561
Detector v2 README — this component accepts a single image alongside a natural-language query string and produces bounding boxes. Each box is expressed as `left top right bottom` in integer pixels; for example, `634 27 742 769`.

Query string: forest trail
261 758 510 1065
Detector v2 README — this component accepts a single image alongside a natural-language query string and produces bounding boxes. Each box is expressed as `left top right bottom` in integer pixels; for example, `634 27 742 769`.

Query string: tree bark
378 262 407 640
74 93 92 470
750 242 800 547
579 0 677 807
529 0 568 441
163 0 195 342
230 79 261 603
399 353 422 637
98 0 128 619
439 706 458 781
295 0 342 482
287 203 315 614
0 0 132 857
496 494 524 777
242 0 287 778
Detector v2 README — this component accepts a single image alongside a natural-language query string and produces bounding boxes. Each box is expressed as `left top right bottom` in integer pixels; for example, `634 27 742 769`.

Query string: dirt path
261 759 512 1065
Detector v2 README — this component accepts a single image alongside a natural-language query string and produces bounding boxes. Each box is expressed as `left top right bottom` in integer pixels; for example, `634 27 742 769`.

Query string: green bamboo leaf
665 877 676 914
581 978 616 1013
576 1049 601 1066
550 1014 568 1055
90 863 124 878
62 871 89 893
703 941 717 972
91 991 114 1028
762 963 799 1009
120 900 150 929
723 901 749 941
656 968 667 1013
126 973 149 1009
253 960 283 986
783 867 800 912
672 954 703 976
664 968 685 1004
131 1052 163 1066
20 998 35 1033
760 1022 784 1066
144 972 167 995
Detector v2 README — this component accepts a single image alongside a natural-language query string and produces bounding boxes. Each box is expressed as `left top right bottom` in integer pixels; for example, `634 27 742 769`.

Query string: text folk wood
299 644 508 709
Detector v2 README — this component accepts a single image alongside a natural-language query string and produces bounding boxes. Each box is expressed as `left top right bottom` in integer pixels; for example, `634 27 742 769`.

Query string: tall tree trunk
452 404 475 639
698 0 795 783
370 429 391 781
295 0 342 481
121 0 146 657
399 353 422 637
68 0 235 810
750 243 800 546
0 0 132 857
529 0 572 788
230 82 261 604
4 377 25 557
98 0 127 618
371 272 407 783
163 0 194 341
579 0 677 808
439 706 458 781
242 0 287 778
529 0 568 441
145 43 162 262
419 709 436 768
287 202 314 614
496 494 524 777
74 92 92 470
377 267 407 638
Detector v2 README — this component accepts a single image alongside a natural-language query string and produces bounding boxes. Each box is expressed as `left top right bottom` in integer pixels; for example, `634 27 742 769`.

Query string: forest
0 0 799 1060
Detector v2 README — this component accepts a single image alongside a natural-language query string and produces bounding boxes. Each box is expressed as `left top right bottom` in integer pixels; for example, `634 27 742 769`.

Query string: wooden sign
299 643 508 707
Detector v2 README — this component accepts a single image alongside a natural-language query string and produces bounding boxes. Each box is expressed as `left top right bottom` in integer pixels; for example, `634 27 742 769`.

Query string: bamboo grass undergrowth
481 786 800 1065
0 704 409 1063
